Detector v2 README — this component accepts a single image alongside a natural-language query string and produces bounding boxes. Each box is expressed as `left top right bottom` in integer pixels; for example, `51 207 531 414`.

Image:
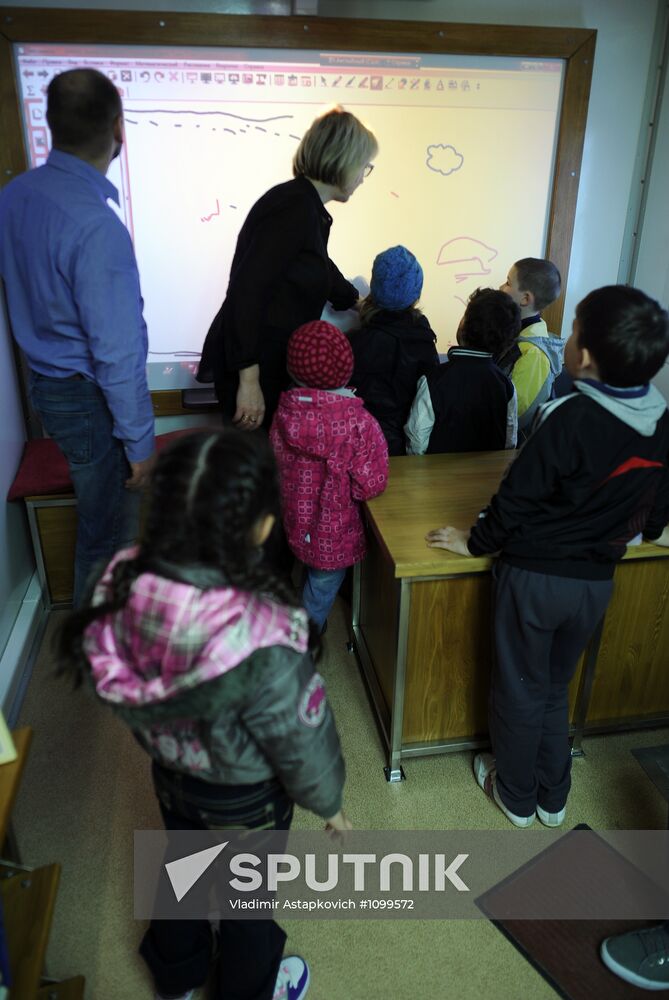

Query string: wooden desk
351 453 669 780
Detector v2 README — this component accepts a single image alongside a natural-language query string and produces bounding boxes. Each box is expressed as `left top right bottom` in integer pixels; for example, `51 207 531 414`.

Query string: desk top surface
364 452 669 579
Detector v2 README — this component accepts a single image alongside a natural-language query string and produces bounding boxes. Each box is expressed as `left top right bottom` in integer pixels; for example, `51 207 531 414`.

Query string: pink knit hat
287 320 354 389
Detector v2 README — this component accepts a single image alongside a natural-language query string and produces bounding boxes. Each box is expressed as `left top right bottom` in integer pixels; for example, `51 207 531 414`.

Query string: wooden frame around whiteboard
0 8 596 413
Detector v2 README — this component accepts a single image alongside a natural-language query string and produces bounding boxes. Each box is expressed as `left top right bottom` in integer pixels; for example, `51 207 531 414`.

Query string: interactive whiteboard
13 42 563 388
0 9 595 410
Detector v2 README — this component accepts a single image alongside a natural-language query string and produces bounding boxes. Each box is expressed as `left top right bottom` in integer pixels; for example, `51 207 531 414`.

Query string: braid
184 432 218 515
54 553 144 687
55 429 308 686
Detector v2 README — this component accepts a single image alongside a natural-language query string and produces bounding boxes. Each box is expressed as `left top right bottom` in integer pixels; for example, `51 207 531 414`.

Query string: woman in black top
199 106 378 429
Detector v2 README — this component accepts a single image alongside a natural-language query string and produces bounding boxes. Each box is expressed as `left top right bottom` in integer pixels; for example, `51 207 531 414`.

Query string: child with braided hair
56 429 347 1000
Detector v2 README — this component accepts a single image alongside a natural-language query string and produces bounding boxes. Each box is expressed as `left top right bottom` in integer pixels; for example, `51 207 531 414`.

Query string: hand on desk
425 526 471 556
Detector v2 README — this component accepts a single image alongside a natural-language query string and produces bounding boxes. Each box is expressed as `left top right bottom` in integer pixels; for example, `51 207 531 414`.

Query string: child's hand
425 526 471 556
324 809 353 841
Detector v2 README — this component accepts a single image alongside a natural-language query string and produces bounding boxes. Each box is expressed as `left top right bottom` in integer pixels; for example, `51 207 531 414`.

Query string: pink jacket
270 387 389 570
84 547 309 707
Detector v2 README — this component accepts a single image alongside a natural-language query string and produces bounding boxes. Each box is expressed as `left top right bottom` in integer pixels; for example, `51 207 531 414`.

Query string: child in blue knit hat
349 245 439 455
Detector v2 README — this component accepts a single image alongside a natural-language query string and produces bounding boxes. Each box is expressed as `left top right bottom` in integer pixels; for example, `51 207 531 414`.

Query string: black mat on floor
476 825 665 999
632 743 669 807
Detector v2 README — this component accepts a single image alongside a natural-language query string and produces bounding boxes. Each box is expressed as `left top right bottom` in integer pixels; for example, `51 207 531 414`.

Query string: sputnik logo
165 842 228 902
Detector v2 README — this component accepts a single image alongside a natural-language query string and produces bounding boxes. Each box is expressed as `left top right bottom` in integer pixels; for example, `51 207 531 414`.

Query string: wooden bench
7 439 76 609
8 431 211 608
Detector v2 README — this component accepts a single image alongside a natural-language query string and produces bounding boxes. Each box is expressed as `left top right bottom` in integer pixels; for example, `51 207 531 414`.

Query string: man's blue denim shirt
0 149 154 462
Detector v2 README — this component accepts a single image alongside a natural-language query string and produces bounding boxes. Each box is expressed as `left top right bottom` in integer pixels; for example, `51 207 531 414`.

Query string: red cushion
7 439 72 500
7 428 212 501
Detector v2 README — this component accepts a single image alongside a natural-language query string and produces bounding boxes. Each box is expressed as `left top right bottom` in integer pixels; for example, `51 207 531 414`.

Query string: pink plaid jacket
78 549 346 818
270 388 389 570
83 546 309 706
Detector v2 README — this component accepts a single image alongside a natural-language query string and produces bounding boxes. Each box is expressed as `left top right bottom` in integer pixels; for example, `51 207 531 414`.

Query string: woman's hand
233 365 265 429
425 526 472 556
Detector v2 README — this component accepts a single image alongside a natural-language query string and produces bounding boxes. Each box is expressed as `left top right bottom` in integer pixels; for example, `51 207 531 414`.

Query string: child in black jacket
405 288 520 455
427 285 669 829
349 245 439 455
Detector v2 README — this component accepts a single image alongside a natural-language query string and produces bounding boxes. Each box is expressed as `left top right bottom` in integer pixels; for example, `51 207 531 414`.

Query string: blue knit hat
370 245 423 311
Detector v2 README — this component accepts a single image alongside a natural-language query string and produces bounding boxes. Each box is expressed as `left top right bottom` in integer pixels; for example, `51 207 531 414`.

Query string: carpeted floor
13 601 669 1000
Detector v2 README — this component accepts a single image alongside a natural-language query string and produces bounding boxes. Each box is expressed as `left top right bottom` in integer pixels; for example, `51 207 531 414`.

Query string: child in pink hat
270 320 389 632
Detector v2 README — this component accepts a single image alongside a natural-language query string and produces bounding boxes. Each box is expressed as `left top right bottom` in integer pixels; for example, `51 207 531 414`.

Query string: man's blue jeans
302 566 347 631
30 374 142 607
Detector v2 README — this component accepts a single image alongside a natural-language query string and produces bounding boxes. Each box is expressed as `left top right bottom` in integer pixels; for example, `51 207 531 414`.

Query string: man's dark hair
576 285 669 386
514 258 562 311
47 68 122 158
462 288 521 357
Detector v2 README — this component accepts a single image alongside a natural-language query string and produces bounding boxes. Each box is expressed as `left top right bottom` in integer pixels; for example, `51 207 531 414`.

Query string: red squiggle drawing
201 199 220 223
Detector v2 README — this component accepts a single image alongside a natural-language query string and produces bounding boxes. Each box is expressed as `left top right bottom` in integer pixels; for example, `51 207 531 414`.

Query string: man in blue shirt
0 68 155 606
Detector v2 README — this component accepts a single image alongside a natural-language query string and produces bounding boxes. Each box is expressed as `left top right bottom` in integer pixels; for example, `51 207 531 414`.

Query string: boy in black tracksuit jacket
427 285 669 828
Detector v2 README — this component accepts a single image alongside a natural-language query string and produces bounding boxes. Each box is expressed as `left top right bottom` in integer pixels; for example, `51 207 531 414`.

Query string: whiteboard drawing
124 107 294 126
437 238 498 283
426 143 464 176
201 199 220 222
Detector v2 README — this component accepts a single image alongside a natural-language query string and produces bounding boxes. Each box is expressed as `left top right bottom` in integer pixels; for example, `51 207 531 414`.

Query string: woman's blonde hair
293 105 378 188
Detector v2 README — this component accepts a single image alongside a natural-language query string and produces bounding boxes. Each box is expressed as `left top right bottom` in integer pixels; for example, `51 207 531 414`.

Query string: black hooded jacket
349 311 439 455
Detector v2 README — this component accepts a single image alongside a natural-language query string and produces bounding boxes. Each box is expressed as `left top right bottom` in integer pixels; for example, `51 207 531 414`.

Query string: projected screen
15 44 564 388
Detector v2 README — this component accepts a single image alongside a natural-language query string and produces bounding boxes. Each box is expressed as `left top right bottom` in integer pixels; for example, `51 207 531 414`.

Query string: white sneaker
273 955 310 1000
473 753 535 828
155 991 194 1000
536 803 566 827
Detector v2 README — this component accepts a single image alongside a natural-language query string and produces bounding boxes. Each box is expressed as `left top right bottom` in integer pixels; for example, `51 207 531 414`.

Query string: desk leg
2 822 22 865
25 502 52 611
384 579 410 783
348 561 361 654
570 616 605 758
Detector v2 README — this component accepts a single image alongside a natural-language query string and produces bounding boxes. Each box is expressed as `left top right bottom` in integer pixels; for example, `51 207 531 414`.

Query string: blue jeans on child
141 762 293 1000
302 566 347 631
29 373 142 607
